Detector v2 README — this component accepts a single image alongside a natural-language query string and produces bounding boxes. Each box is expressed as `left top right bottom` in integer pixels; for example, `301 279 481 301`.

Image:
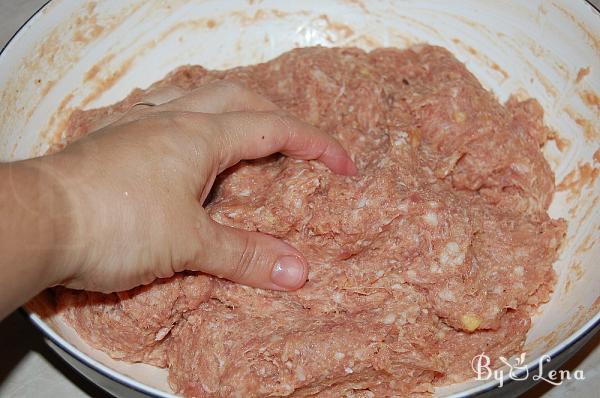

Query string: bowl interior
2 0 599 396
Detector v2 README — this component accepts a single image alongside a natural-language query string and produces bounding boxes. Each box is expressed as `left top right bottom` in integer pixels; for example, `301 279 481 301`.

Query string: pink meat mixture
53 45 565 397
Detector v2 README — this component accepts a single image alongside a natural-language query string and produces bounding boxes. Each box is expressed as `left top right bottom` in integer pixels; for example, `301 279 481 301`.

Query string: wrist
14 156 78 288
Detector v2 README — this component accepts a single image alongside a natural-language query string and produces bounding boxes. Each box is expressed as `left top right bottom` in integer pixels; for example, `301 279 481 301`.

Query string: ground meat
53 45 565 397
56 273 213 367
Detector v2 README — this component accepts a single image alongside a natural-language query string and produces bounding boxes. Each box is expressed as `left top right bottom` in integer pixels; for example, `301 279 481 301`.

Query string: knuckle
172 112 216 165
270 110 292 131
270 111 299 143
230 233 259 281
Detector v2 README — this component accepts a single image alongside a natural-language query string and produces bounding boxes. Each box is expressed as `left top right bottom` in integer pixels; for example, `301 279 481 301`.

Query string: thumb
193 216 308 291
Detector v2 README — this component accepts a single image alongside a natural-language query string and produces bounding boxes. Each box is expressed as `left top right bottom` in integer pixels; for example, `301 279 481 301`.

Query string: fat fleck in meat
54 46 565 397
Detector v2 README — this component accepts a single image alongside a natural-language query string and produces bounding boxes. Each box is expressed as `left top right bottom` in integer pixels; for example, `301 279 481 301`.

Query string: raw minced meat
57 273 213 367
53 45 565 397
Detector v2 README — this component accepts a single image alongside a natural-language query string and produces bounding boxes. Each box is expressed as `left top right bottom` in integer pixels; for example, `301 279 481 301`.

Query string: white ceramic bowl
1 0 599 396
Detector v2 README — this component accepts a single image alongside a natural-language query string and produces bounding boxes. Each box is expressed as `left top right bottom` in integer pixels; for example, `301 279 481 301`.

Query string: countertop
0 1 599 397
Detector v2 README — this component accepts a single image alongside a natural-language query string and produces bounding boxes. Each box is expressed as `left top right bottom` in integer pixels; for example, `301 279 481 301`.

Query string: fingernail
271 256 306 289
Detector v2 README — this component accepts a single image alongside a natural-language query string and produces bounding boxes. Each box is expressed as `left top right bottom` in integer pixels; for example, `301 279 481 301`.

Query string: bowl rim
5 0 600 396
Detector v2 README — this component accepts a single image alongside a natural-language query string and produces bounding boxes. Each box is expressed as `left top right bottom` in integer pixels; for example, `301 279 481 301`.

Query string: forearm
0 159 70 319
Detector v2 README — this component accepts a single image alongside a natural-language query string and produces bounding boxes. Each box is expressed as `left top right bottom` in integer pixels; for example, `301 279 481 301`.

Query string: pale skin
0 82 357 320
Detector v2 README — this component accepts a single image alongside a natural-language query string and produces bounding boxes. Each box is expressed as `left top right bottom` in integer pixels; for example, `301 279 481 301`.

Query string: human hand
40 81 356 293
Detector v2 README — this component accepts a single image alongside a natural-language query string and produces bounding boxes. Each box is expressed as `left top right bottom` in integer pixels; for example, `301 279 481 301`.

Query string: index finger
207 110 358 176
